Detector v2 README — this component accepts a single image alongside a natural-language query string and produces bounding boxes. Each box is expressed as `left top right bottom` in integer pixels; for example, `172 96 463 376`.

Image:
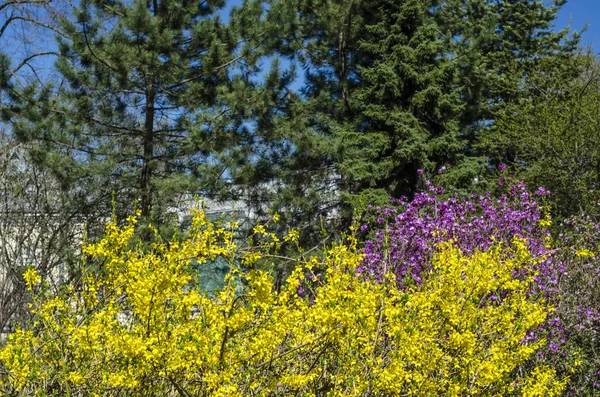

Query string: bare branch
10 51 59 75
0 0 51 14
0 15 66 40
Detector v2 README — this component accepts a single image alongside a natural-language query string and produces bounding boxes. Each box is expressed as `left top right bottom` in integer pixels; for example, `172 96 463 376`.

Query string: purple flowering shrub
360 181 554 289
548 216 600 395
359 180 600 395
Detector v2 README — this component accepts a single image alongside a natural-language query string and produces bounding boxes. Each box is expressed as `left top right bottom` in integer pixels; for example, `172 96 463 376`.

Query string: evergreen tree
3 0 285 225
259 0 379 235
345 0 463 205
269 0 579 230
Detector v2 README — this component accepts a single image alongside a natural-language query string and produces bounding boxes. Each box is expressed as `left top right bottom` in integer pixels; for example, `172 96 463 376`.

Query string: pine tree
4 0 283 225
257 0 380 235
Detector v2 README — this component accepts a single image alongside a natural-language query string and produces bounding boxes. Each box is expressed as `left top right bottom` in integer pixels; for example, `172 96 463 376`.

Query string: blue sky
557 0 599 51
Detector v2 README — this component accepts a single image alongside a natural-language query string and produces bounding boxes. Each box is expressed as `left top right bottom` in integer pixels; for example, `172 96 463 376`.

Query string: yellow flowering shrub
0 209 565 396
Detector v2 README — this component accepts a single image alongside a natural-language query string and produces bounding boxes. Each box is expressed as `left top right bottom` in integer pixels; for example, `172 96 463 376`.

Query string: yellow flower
576 248 595 258
284 229 300 243
0 210 565 396
22 267 41 290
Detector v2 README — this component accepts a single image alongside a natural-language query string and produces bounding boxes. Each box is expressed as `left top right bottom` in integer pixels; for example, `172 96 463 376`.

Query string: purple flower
361 183 553 290
535 187 550 196
498 163 507 170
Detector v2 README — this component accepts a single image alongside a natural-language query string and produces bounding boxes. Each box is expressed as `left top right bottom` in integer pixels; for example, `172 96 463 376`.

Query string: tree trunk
140 84 155 217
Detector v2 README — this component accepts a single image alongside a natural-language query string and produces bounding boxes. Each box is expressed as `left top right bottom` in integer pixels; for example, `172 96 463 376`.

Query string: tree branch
0 15 66 40
0 0 51 14
10 51 60 75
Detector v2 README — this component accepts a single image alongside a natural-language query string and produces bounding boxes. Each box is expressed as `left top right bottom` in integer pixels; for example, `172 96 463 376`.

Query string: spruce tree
269 0 579 229
344 0 463 204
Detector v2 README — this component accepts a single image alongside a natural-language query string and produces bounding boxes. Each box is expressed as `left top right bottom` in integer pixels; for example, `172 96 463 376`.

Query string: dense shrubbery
360 180 600 396
0 207 566 396
4 178 600 395
360 181 552 287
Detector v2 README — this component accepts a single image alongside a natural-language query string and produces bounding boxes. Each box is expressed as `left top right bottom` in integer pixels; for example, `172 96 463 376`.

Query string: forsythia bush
0 209 566 396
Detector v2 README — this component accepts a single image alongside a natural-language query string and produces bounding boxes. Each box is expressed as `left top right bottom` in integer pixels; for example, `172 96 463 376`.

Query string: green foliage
345 0 464 203
482 53 600 219
2 2 600 392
